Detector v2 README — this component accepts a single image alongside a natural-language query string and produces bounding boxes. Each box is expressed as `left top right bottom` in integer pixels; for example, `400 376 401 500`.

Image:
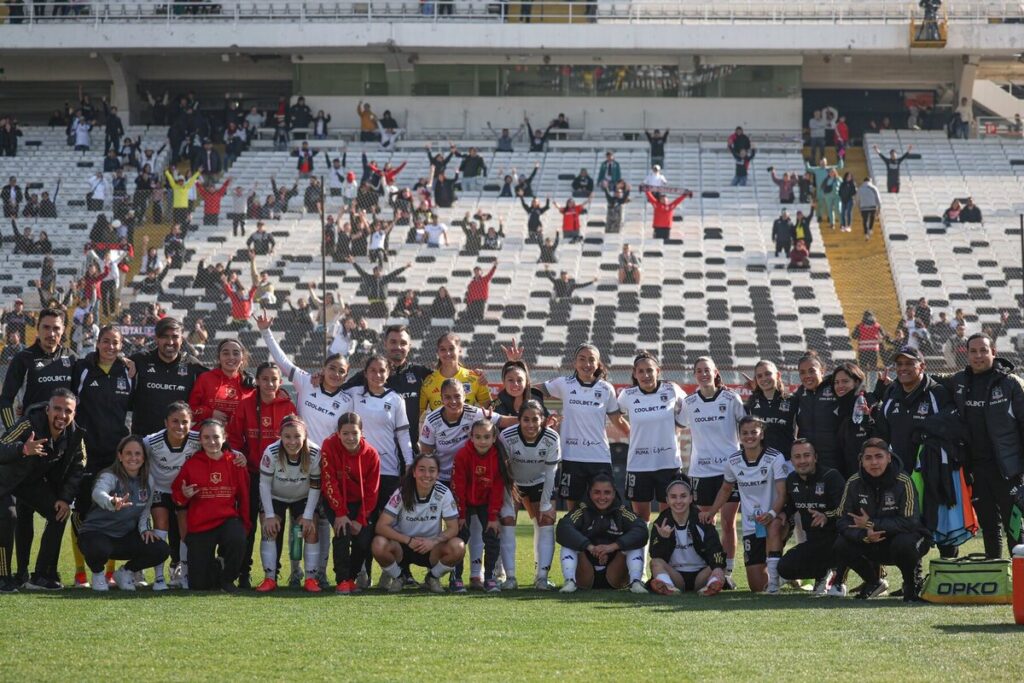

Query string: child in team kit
371 453 465 594
256 416 323 593
451 420 511 593
172 419 251 592
497 401 561 591
648 479 727 596
319 413 381 594
700 417 789 593
145 402 201 590
555 474 649 594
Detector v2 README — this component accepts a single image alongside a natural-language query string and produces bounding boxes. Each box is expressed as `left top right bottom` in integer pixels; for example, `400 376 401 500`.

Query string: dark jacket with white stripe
0 341 76 429
836 457 929 543
0 403 86 502
874 374 952 474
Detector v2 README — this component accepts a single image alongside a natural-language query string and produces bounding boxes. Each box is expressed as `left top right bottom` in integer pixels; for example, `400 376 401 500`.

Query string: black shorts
264 498 308 521
626 468 683 503
692 475 740 508
398 542 432 568
151 490 185 512
516 482 547 504
678 569 703 592
743 533 767 566
559 461 611 501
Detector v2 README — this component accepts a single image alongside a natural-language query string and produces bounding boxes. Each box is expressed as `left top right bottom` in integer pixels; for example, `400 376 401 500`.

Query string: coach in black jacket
0 389 86 591
834 439 931 601
947 334 1024 558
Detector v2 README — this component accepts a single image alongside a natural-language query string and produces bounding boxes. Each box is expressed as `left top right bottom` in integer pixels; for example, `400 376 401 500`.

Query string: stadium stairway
817 146 902 351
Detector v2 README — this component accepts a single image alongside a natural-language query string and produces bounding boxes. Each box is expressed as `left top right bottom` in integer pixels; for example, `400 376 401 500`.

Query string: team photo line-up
1 308 1022 601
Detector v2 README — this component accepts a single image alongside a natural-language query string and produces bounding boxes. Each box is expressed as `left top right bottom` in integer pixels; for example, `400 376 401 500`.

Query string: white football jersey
543 375 620 464
345 385 413 477
498 426 561 487
384 483 459 538
678 388 745 478
258 439 322 504
670 525 708 573
617 382 687 472
419 405 499 481
145 429 201 492
723 447 789 536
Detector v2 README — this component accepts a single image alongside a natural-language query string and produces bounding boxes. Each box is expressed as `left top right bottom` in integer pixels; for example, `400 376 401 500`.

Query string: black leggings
187 517 246 590
326 502 372 582
77 530 169 573
0 484 67 580
242 471 261 581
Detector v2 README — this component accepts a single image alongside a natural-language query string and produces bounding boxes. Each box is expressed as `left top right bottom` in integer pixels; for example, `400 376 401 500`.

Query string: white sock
430 562 454 579
500 525 517 579
382 562 401 579
260 538 278 579
153 530 169 582
767 557 780 583
560 548 578 584
726 558 735 574
625 548 645 583
179 540 188 564
655 572 674 586
469 515 484 581
536 523 555 581
304 541 320 580
318 519 332 574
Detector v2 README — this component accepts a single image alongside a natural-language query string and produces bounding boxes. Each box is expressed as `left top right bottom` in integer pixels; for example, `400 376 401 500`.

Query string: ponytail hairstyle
631 351 660 387
797 349 825 371
165 400 193 419
108 435 149 489
216 338 249 371
400 453 441 511
694 356 724 389
336 411 363 431
501 360 533 407
434 332 462 370
362 354 390 389
278 414 311 474
573 343 607 380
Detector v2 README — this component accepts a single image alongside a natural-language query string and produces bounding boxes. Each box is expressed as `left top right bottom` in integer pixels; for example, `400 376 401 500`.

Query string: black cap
894 345 924 363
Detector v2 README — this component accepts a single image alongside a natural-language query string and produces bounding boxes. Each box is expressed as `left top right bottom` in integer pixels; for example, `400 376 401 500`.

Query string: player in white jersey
700 416 789 593
144 401 201 590
617 352 687 522
648 480 727 596
497 401 561 590
372 453 465 594
256 416 323 593
258 312 352 582
677 357 744 586
538 344 630 509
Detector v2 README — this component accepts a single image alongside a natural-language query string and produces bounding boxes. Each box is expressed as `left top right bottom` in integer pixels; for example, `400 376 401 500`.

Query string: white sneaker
500 577 518 591
827 583 848 598
560 579 578 594
628 579 649 594
169 563 184 588
765 576 780 594
533 578 555 591
133 570 149 588
812 571 833 597
152 580 169 592
113 567 136 591
723 573 737 590
91 573 109 592
355 570 370 590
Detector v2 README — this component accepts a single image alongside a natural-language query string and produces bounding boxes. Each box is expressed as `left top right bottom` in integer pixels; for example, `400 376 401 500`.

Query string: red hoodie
451 441 505 522
646 191 687 229
320 434 381 526
189 368 254 423
171 450 251 535
465 263 497 305
223 282 257 321
227 389 297 473
559 204 585 234
197 179 231 216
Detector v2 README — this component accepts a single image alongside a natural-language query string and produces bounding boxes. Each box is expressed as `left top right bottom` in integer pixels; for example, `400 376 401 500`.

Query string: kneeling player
555 474 649 594
648 479 726 595
371 453 465 594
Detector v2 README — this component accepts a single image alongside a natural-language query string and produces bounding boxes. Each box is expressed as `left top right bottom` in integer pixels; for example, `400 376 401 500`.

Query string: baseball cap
14 297 23 304
894 345 924 363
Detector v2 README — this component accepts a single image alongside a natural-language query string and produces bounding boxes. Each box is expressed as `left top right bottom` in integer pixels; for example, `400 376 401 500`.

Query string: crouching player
556 474 649 594
648 479 727 595
372 453 465 594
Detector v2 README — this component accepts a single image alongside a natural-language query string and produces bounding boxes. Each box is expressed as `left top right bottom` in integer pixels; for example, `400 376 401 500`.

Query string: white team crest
993 387 1004 400
815 483 825 496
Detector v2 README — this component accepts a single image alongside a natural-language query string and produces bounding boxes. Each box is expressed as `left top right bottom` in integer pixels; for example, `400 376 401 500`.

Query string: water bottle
1013 544 1024 625
289 522 303 563
853 394 867 425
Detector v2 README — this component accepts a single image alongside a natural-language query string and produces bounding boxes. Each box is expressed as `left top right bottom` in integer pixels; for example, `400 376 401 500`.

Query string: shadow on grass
934 623 1023 634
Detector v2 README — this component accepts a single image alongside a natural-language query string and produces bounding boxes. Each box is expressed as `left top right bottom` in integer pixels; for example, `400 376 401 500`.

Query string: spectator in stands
166 169 201 226
296 141 317 177
645 129 669 169
163 224 186 269
1 176 21 217
0 117 23 157
483 222 505 250
602 181 630 233
101 98 124 154
571 169 594 198
807 110 825 163
943 322 969 369
426 144 456 176
730 147 756 187
429 287 456 320
873 144 913 193
391 290 423 321
646 190 691 241
525 117 552 152
0 298 35 340
930 311 954 349
304 177 322 214
597 151 622 189
348 257 411 318
71 111 93 151
959 197 982 223
456 147 488 193
487 123 524 152
852 310 886 370
941 199 962 227
424 214 450 248
0 330 24 366
538 234 560 264
858 176 881 240
643 164 667 189
433 170 460 208
459 214 483 256
835 116 850 160
522 196 550 243
788 239 810 270
768 167 796 204
772 209 794 258
914 297 932 327
838 172 857 233
220 262 258 328
497 169 518 197
20 192 39 218
247 221 276 255
543 266 595 300
899 307 930 353
103 149 122 173
357 100 379 142
197 176 231 227
270 177 300 216
10 221 34 255
618 244 641 284
35 230 52 255
554 198 588 244
515 163 540 197
954 97 973 139
464 263 498 320
290 96 313 132
807 159 843 230
798 171 813 204
84 169 108 212
728 126 751 155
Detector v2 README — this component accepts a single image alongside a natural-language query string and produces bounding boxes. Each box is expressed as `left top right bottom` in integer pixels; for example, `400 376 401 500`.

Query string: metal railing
3 1 1022 26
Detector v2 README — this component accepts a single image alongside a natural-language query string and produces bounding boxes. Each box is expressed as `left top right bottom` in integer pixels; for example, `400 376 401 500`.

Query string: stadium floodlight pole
320 174 328 355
